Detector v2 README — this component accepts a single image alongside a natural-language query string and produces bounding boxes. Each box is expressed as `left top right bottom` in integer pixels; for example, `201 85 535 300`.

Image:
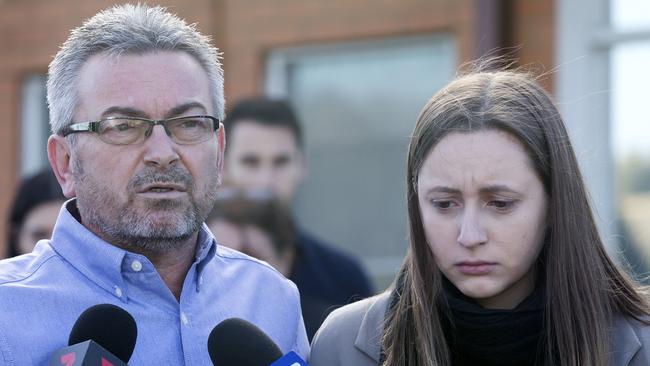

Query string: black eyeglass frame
60 115 221 145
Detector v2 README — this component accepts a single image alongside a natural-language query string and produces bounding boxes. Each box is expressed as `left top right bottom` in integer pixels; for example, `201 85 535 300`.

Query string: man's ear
47 134 76 198
216 123 226 185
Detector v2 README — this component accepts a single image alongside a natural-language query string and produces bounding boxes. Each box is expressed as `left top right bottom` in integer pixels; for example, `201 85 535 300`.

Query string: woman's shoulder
309 291 391 366
610 313 650 365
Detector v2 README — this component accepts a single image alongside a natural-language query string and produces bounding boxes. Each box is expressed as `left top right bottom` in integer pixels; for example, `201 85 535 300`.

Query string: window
610 0 650 277
557 0 650 279
266 35 456 288
20 74 50 177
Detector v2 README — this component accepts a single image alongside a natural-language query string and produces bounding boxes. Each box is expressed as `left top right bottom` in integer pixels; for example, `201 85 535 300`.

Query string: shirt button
180 312 189 325
114 286 123 298
131 260 143 272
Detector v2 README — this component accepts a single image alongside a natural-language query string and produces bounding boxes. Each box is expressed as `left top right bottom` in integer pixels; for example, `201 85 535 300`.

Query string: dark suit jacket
289 230 373 340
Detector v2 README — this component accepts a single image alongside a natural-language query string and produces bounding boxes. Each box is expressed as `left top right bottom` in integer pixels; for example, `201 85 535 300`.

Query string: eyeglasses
60 115 221 145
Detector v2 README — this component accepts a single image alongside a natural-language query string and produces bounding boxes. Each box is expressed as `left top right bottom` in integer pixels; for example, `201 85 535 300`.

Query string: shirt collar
195 223 217 292
49 199 128 301
49 199 217 300
195 223 216 264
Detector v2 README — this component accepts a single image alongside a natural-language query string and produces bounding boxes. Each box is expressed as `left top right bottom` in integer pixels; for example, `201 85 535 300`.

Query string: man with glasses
0 4 308 365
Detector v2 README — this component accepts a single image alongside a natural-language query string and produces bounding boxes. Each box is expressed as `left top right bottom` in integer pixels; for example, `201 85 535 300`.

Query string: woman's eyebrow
479 185 520 195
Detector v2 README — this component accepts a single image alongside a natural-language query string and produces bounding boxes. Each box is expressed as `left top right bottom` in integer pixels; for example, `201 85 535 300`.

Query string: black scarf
439 277 546 366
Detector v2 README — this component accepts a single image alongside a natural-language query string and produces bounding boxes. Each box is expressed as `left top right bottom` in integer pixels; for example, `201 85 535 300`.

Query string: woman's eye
432 200 455 210
488 200 515 211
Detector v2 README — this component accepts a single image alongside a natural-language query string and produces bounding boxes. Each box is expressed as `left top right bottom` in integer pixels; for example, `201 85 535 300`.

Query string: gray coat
309 291 650 366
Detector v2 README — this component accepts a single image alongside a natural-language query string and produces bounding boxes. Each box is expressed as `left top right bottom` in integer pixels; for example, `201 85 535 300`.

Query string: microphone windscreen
208 318 282 366
68 303 137 363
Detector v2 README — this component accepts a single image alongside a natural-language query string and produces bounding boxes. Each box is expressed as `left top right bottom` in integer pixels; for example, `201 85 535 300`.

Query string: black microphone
207 318 307 366
49 304 138 366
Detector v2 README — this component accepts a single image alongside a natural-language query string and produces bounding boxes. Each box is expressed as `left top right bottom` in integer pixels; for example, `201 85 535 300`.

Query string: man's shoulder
211 244 308 356
214 244 295 286
0 244 69 365
215 244 279 269
0 243 59 286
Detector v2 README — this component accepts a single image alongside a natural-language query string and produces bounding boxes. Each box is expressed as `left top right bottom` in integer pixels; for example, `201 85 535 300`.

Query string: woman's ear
47 135 76 198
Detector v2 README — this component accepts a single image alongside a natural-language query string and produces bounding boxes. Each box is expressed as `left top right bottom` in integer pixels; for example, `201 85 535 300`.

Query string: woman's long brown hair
381 69 650 366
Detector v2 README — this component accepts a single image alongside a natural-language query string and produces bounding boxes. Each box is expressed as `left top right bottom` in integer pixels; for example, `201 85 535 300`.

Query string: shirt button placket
179 309 193 365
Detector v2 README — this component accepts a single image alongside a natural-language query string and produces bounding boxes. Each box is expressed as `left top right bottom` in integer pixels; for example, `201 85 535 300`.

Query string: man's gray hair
47 3 224 135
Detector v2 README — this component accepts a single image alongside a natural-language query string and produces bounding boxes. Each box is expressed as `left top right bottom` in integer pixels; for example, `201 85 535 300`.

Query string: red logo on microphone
101 358 114 366
60 352 76 366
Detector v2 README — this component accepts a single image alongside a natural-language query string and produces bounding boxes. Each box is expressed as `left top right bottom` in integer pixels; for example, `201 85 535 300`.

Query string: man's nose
253 166 275 188
143 125 180 168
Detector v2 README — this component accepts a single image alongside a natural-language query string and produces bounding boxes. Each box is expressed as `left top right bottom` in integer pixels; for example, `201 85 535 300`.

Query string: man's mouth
148 187 174 193
138 183 187 194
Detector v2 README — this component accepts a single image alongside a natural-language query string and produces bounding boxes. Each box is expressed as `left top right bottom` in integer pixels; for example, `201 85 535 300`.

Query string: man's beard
73 158 219 254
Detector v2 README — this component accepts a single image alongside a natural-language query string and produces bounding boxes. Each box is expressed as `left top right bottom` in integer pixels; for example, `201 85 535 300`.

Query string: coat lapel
609 314 642 365
354 293 390 362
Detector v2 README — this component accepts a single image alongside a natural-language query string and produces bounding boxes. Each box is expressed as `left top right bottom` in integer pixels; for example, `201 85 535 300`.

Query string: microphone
207 318 308 366
49 304 138 366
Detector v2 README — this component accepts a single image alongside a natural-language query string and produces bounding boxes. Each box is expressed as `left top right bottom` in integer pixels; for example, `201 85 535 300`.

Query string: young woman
309 69 650 366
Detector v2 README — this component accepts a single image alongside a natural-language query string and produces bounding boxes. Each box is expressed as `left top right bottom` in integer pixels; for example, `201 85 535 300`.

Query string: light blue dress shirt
0 200 309 365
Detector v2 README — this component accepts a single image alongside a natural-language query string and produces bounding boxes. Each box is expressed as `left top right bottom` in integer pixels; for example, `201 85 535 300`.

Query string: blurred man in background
223 97 373 339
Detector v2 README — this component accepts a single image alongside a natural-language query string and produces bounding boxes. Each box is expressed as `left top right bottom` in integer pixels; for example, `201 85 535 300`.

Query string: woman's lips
455 261 497 275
